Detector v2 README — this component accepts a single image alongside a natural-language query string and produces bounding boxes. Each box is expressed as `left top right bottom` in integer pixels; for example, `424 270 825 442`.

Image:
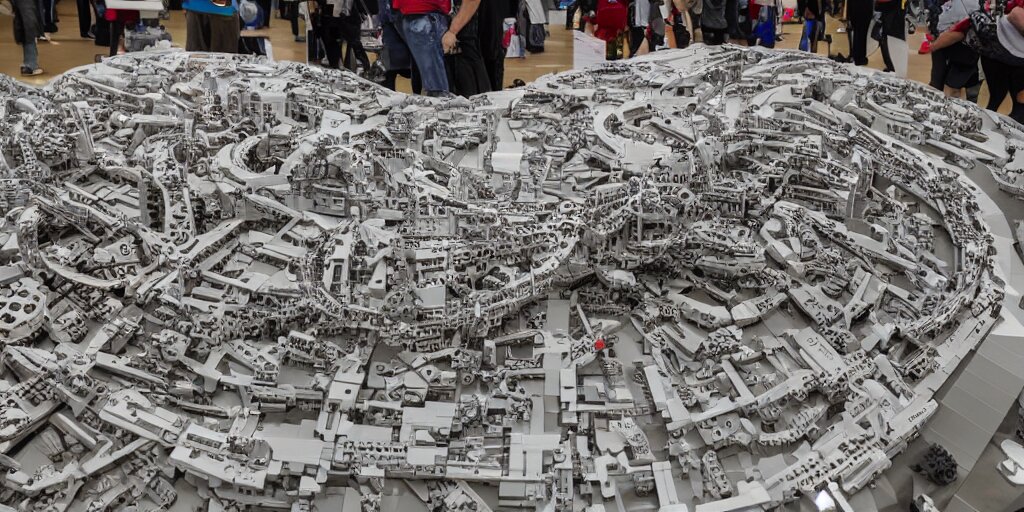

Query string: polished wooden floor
0 5 1006 111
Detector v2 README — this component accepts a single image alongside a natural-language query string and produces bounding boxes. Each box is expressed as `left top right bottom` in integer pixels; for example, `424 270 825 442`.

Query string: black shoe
20 66 44 76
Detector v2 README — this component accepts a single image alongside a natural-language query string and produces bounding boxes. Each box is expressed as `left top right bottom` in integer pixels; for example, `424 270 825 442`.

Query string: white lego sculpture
0 46 1019 511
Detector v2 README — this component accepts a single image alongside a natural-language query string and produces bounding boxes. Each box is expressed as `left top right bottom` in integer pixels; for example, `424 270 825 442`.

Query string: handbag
964 8 1024 65
870 12 883 41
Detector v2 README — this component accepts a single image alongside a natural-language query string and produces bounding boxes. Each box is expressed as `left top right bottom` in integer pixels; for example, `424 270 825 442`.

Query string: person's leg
257 0 271 27
1009 66 1024 123
565 0 577 29
726 0 740 38
400 12 449 95
879 31 893 71
451 33 490 95
209 11 240 52
981 57 1009 113
483 54 504 90
380 20 411 89
672 13 690 48
186 10 207 50
42 0 57 32
966 82 982 104
628 25 645 57
320 16 342 68
77 0 93 36
929 48 947 90
340 15 370 70
848 0 870 65
879 5 906 75
287 2 300 37
22 40 40 71
109 20 122 56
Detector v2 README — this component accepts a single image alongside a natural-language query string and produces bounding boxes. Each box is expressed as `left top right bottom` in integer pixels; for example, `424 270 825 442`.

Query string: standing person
478 0 516 90
876 0 908 76
11 0 44 75
669 0 692 47
315 0 371 71
930 0 1024 121
628 0 651 55
847 0 871 64
593 0 628 58
77 0 95 37
393 0 451 96
701 0 727 43
748 0 777 46
444 0 489 95
378 0 415 90
104 7 139 56
281 0 304 41
183 0 241 52
929 0 981 99
798 0 825 52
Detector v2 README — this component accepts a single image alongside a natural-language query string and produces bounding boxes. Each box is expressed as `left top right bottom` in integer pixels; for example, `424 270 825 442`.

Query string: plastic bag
507 32 525 58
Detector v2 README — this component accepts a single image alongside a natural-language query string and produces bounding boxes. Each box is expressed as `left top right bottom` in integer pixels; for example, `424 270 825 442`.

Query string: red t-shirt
393 0 450 15
952 0 1024 32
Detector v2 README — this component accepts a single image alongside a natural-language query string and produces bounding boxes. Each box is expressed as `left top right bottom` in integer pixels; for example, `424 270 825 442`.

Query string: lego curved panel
0 47 1018 511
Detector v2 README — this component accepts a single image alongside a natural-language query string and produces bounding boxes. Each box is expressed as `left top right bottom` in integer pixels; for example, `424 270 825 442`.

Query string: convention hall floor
0 5 1007 111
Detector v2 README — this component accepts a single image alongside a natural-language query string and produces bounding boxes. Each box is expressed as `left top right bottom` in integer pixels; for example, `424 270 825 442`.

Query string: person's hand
442 30 457 53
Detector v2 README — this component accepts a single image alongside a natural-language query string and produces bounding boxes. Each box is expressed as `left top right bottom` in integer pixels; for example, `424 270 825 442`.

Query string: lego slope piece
0 45 1019 512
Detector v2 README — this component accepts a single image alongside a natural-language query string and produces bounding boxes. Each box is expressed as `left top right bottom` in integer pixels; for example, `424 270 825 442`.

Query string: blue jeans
23 40 39 70
398 12 449 96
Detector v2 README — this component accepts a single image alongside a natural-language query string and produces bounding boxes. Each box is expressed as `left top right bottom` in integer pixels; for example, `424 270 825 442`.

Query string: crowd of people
3 0 517 97
9 0 1024 118
366 0 518 96
564 0 1024 121
5 0 249 75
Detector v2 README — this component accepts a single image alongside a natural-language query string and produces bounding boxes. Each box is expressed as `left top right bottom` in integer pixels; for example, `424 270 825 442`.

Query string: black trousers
982 56 1024 123
929 47 946 90
94 17 110 46
671 13 690 48
40 0 57 31
282 1 299 35
317 15 370 70
446 29 491 97
725 0 740 38
109 20 123 55
848 0 871 65
876 2 904 71
76 0 92 36
629 26 645 56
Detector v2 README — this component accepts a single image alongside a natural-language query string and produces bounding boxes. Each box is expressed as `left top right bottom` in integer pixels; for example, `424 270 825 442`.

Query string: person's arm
1009 5 1024 32
928 27 966 52
443 0 480 52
